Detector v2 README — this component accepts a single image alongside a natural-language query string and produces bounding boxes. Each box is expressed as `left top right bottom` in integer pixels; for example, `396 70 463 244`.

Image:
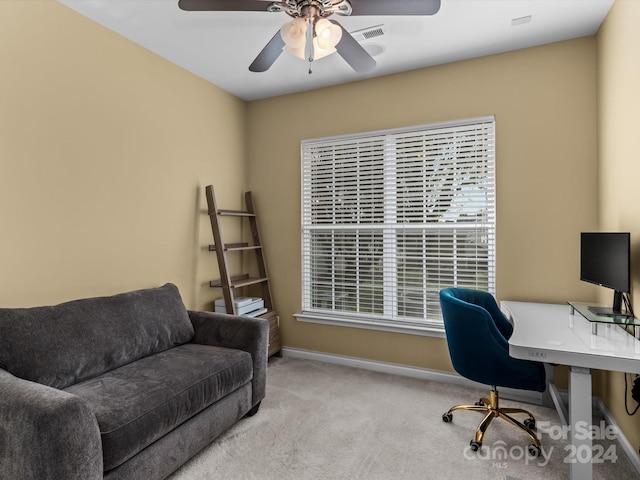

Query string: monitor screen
580 232 630 293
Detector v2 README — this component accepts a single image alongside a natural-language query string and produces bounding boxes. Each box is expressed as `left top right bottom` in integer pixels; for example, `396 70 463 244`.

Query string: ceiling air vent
351 25 386 43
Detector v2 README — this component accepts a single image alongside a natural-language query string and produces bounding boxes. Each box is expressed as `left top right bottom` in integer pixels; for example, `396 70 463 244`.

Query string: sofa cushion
0 283 194 389
64 343 253 472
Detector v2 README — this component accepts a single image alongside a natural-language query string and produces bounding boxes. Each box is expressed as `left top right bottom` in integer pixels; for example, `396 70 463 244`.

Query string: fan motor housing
268 0 352 18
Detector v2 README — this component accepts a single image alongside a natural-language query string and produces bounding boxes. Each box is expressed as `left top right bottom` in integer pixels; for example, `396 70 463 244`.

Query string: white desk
501 301 640 480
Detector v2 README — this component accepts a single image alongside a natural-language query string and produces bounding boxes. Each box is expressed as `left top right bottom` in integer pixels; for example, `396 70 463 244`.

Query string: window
298 116 496 334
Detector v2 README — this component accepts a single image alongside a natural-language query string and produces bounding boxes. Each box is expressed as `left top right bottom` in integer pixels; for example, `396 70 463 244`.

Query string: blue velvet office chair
439 288 546 456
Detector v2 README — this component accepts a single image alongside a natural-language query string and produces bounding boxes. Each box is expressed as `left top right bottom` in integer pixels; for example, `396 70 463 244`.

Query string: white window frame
295 116 496 336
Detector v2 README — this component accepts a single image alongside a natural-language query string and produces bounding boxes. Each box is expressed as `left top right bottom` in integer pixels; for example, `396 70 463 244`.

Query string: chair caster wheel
474 401 484 406
528 444 541 457
442 413 453 423
470 441 482 451
524 418 536 430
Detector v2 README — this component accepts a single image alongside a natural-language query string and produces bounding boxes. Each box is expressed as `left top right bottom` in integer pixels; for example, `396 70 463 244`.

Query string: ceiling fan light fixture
310 39 335 60
313 18 342 59
285 44 307 60
281 17 342 62
281 17 307 59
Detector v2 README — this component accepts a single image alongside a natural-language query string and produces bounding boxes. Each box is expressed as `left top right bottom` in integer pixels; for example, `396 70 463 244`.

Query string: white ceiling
58 0 614 101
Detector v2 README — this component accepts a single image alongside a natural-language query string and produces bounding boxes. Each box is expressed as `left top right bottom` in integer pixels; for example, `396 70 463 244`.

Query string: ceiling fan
178 0 441 73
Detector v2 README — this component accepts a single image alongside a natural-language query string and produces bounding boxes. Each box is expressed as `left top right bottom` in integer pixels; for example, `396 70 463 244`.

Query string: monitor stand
588 290 625 317
587 306 619 317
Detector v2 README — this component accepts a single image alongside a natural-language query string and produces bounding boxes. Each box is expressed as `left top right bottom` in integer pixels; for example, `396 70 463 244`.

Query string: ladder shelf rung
228 245 262 252
217 209 255 217
209 243 262 252
210 276 269 289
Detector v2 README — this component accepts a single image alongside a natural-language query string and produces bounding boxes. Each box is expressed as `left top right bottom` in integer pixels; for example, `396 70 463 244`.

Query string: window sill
294 312 446 338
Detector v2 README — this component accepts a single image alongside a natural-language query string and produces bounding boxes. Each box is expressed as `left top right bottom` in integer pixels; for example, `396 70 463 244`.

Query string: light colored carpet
168 357 639 480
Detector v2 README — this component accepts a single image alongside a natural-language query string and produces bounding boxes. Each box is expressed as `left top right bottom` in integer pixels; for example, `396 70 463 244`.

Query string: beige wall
597 0 640 453
0 1 247 310
247 37 599 370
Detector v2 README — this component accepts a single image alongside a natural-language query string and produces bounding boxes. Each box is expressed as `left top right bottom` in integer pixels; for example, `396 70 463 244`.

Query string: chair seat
65 343 253 471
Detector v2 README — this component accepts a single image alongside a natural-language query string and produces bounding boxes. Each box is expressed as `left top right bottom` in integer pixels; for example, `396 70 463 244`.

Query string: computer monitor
580 232 630 315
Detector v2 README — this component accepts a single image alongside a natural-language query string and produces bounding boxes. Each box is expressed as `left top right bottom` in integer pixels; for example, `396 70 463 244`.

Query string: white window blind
301 116 496 331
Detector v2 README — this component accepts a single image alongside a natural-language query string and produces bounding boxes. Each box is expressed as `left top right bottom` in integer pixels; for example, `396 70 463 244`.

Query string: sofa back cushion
0 283 194 389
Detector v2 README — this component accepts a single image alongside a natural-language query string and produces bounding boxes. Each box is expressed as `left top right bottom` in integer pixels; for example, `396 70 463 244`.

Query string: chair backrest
439 287 546 392
441 288 513 338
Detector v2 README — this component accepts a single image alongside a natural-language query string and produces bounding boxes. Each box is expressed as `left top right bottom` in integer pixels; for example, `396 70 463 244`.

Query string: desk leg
543 363 569 425
548 382 569 426
569 366 592 480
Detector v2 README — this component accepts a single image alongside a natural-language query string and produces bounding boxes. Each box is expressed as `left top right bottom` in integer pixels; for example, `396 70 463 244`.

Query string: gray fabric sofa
0 283 269 480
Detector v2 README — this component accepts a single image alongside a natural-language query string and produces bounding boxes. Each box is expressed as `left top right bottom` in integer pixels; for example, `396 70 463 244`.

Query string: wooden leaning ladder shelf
205 185 281 357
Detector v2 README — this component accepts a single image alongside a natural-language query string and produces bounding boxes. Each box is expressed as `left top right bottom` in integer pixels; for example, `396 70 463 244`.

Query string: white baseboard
282 346 472 384
594 397 640 474
281 347 640 476
280 347 542 403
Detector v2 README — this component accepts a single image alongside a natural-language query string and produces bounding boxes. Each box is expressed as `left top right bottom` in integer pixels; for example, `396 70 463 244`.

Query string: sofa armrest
0 369 102 480
188 310 269 408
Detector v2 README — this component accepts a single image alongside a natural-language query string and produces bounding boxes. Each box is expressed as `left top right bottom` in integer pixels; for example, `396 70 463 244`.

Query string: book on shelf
214 297 264 315
241 307 268 318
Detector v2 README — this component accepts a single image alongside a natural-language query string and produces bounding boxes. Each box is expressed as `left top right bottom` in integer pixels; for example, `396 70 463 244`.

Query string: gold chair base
443 388 541 449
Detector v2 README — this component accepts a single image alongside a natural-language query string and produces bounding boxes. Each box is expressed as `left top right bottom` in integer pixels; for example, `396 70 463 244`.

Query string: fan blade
178 0 273 12
249 30 285 72
348 0 441 16
331 21 376 73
